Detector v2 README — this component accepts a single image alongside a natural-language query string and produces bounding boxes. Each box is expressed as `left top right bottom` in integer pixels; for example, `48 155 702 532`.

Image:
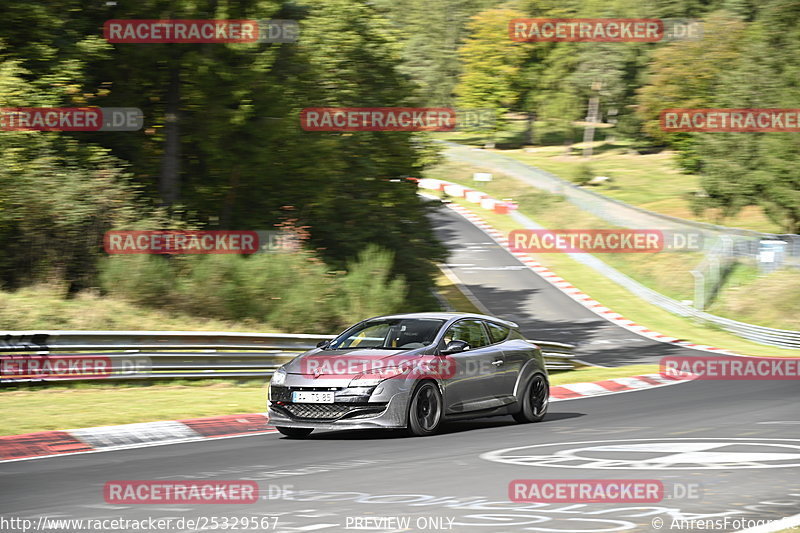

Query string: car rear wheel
276 426 314 439
407 381 443 436
513 374 548 423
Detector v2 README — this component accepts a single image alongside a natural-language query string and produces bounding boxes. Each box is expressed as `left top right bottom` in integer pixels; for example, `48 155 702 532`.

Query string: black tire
407 381 443 436
513 374 549 423
276 426 314 439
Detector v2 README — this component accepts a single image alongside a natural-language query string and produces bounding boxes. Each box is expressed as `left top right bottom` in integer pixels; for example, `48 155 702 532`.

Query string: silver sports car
267 312 549 438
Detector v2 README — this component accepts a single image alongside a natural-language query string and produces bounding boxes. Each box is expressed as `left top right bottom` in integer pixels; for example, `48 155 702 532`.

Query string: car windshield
329 318 445 350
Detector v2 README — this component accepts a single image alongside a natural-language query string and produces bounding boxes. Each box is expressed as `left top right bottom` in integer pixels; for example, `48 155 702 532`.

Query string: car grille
273 403 387 421
285 403 353 419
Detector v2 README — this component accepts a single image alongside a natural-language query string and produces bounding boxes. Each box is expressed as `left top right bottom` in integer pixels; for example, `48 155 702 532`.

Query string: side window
443 320 491 349
510 329 525 339
485 322 510 344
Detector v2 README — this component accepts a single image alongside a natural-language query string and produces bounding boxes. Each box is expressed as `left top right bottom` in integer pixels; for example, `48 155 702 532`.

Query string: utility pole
582 80 601 159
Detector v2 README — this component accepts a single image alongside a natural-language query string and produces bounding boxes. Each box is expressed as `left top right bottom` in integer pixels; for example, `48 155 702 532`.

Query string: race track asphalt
1 205 797 533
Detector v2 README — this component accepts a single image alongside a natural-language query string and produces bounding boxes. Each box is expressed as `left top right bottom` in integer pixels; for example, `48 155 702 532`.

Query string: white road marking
482 438 800 470
735 512 800 533
461 265 528 270
611 377 656 389
560 382 613 395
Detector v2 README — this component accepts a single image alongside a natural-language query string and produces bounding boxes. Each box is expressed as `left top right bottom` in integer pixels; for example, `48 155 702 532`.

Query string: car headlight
349 365 410 387
271 367 287 387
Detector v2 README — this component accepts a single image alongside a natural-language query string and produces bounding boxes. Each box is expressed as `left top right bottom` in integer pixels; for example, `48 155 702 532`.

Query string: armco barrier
0 331 578 383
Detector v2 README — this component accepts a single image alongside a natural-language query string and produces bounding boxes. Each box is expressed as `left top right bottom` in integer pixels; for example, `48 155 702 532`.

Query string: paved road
1 205 797 533
430 205 695 366
1 379 798 533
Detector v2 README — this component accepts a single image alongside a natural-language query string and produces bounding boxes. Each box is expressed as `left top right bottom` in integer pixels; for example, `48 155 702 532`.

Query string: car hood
283 347 429 377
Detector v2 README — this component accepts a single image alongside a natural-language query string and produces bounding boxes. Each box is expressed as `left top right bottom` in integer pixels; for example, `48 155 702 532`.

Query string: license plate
292 391 334 403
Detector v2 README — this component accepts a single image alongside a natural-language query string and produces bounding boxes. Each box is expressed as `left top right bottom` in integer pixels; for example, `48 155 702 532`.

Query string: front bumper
267 381 411 430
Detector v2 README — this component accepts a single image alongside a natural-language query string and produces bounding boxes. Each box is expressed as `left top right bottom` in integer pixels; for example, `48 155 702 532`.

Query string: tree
275 0 447 308
0 0 448 310
759 134 800 233
455 6 530 143
682 4 800 233
373 0 500 107
636 12 747 149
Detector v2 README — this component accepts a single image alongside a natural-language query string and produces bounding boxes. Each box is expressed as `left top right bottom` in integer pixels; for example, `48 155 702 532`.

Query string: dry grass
0 285 276 332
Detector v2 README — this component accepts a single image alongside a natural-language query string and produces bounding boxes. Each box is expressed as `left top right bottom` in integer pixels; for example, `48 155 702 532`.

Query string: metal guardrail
0 331 333 352
531 340 580 370
0 331 578 383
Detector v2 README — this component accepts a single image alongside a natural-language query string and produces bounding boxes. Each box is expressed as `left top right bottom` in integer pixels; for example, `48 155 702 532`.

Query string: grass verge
434 125 782 233
548 365 661 386
0 285 277 332
0 380 268 437
488 144 782 233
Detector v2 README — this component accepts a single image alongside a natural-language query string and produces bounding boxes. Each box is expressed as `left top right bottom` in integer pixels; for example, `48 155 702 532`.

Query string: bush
572 163 594 186
99 254 175 307
334 246 407 325
97 245 407 333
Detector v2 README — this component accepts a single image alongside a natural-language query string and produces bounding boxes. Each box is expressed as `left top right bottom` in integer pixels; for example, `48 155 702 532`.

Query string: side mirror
441 340 469 355
316 340 330 349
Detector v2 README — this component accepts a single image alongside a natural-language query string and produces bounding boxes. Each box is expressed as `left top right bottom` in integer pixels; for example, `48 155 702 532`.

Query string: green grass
549 365 661 385
709 268 800 330
434 124 783 233
0 380 268 436
1 366 671 436
0 284 278 332
502 144 781 233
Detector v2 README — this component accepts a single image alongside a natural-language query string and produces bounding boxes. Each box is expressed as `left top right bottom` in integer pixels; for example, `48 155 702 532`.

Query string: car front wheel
407 381 443 436
513 374 549 423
